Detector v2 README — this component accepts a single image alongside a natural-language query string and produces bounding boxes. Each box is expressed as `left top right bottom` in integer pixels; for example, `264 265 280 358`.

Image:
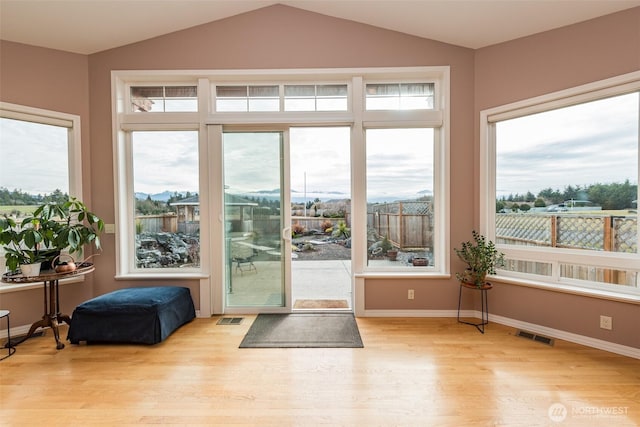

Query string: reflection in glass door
223 132 287 308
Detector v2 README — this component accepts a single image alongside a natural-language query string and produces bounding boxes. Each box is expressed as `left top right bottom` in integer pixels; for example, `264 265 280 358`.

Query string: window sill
355 272 451 280
493 275 640 305
0 275 85 294
115 272 209 280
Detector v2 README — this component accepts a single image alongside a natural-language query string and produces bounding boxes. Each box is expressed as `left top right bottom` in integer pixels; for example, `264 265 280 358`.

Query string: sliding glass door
223 131 288 308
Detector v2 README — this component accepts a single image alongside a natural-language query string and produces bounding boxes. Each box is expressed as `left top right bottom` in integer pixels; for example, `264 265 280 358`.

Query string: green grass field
0 205 39 217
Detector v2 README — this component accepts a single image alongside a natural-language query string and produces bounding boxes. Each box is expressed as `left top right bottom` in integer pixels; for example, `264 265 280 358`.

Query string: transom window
214 83 349 112
216 85 279 112
131 85 198 112
284 84 348 111
365 83 435 110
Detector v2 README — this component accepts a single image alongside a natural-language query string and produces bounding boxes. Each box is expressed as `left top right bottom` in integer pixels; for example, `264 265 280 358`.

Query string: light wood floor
1 317 639 426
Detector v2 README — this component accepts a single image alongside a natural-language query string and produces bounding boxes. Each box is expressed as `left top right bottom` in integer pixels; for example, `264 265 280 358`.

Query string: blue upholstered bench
67 286 195 345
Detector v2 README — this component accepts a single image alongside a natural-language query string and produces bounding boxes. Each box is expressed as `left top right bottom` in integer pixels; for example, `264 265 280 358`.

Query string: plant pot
40 249 61 271
412 257 428 266
387 250 398 261
20 262 42 277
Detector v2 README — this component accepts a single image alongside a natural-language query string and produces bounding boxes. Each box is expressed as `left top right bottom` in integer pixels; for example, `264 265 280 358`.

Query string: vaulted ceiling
1 0 639 55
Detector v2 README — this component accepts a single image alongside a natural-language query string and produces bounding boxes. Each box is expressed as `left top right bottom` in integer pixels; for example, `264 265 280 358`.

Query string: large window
130 130 200 270
366 128 435 269
0 102 82 273
482 73 640 297
114 67 450 280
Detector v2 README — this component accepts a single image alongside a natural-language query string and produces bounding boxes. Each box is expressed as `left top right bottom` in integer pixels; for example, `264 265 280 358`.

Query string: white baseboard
361 309 462 317
1 324 34 338
359 308 640 360
489 313 640 360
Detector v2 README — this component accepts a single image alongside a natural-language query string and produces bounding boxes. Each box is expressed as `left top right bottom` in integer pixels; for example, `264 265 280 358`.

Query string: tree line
0 187 69 205
136 192 197 215
498 181 637 211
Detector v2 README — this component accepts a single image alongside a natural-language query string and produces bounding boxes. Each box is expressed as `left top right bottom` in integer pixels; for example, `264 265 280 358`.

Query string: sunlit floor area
226 260 352 309
2 318 639 425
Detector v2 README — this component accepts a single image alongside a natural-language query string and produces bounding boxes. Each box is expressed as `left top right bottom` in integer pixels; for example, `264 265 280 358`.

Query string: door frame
210 125 293 314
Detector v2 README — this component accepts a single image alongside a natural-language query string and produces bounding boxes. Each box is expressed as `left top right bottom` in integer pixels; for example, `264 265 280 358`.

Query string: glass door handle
282 227 291 242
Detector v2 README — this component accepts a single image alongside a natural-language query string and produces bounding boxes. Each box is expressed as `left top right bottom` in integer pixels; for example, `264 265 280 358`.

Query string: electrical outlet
600 315 612 330
408 289 414 300
104 223 116 234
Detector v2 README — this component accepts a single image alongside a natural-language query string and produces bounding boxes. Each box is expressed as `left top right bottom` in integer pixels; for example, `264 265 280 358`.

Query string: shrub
292 223 305 236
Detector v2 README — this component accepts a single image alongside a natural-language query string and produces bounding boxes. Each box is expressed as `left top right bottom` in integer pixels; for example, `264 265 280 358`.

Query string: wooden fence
136 214 178 234
367 201 433 250
496 213 637 286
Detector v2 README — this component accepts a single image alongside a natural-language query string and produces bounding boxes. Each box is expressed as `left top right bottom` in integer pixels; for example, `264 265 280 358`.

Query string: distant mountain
135 191 188 201
135 189 428 204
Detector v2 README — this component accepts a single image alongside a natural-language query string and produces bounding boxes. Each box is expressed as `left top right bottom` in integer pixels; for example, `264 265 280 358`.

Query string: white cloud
496 92 638 197
0 118 69 194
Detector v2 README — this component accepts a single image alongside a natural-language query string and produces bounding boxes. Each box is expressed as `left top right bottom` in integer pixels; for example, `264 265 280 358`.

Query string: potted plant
379 235 398 260
37 197 104 268
0 215 51 275
454 230 505 287
1 197 104 275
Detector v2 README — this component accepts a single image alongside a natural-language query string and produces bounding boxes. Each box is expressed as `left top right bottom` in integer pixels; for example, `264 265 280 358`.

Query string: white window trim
0 102 83 293
112 67 450 282
480 71 640 302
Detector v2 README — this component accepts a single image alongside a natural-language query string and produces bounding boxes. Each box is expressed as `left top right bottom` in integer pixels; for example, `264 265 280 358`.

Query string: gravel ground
292 236 351 260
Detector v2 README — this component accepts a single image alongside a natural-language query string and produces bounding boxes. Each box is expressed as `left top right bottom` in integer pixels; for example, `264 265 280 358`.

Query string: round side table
1 310 16 360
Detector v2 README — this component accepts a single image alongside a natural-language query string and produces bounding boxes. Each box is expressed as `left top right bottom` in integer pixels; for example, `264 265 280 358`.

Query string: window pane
249 86 280 111
132 131 200 269
165 86 197 98
317 98 347 111
0 116 71 270
560 263 639 288
248 98 279 112
284 84 348 111
216 85 279 112
366 128 434 268
366 83 434 110
285 98 315 111
132 86 163 98
217 99 248 112
248 85 278 97
0 118 69 200
285 85 315 96
504 259 552 276
131 85 197 112
165 99 198 112
495 92 639 260
317 84 348 97
217 86 247 97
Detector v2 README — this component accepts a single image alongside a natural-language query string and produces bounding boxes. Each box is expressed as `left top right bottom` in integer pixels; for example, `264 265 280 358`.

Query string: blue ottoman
67 286 195 345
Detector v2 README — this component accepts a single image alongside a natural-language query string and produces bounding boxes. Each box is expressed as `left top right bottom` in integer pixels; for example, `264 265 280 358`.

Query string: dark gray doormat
239 313 364 348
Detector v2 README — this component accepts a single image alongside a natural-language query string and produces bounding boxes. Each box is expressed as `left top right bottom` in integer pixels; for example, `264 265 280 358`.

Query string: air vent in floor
516 330 554 346
217 317 244 325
